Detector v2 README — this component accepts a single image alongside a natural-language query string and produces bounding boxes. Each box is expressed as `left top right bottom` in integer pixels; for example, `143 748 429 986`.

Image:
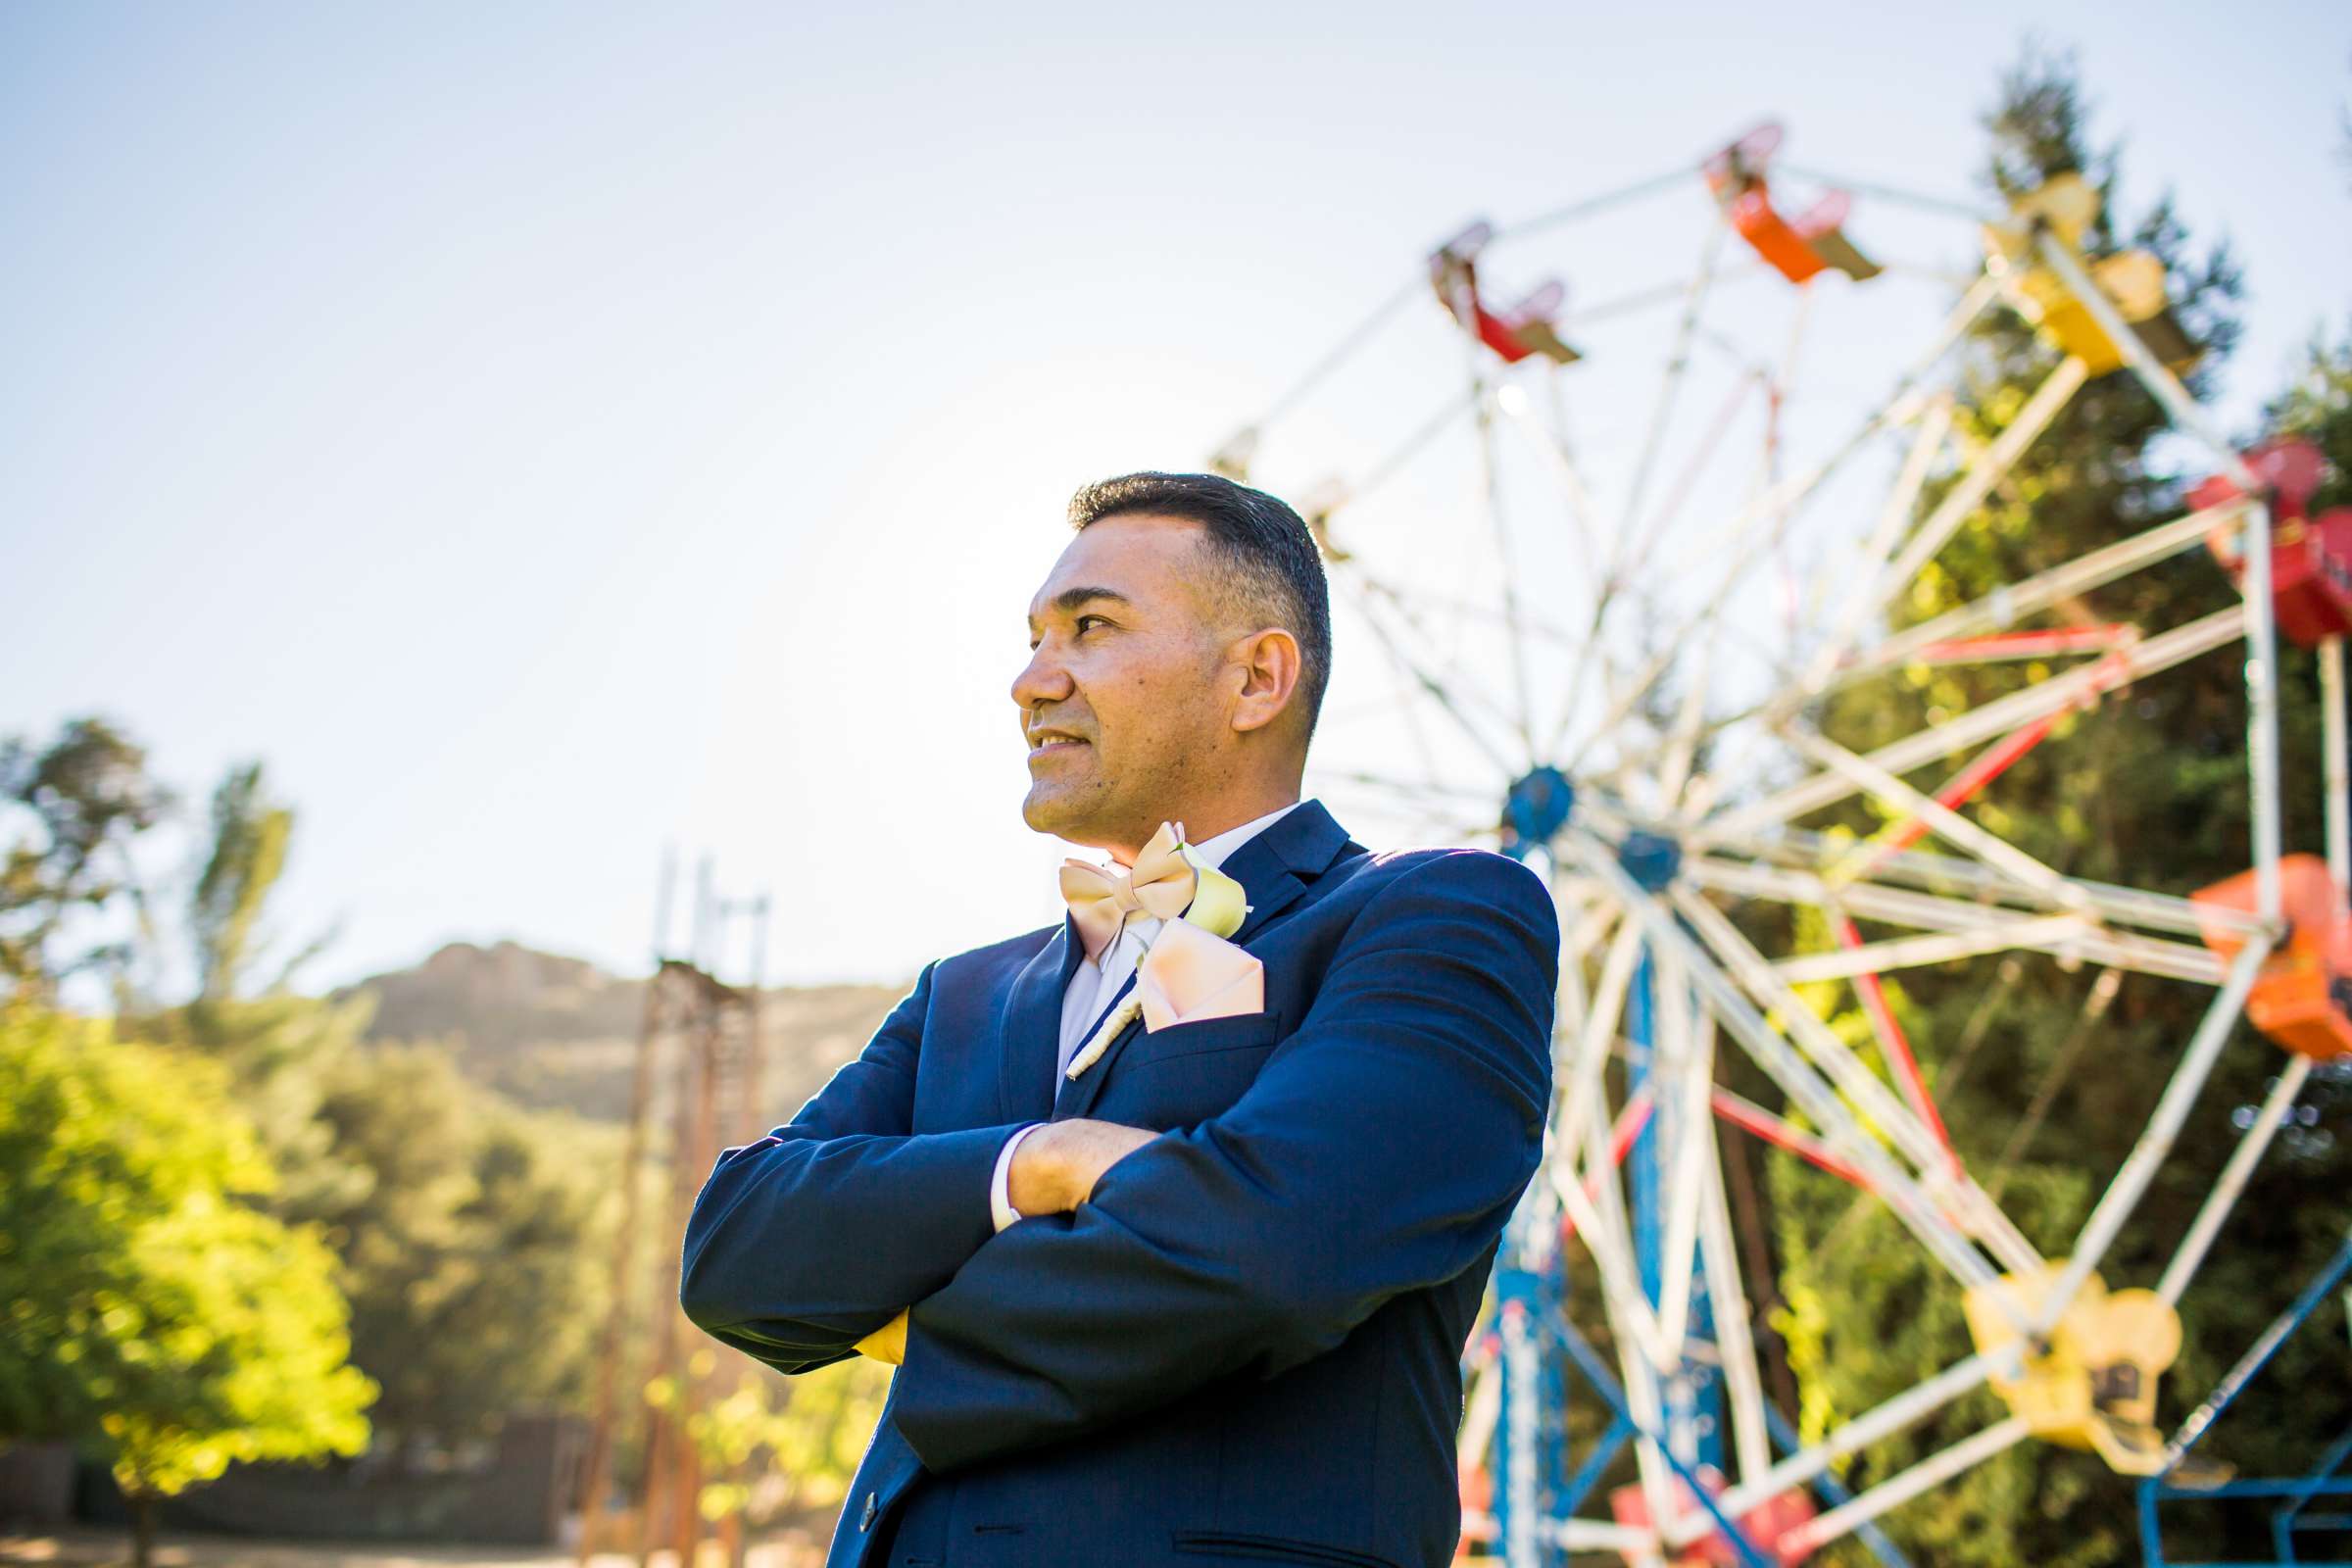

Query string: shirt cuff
988 1121 1048 1233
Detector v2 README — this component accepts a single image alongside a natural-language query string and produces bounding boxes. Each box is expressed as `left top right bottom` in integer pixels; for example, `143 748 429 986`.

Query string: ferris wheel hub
1619 832 1683 893
1499 766 1575 859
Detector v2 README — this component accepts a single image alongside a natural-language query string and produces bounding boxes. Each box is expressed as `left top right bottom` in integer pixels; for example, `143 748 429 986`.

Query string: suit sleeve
677 957 1032 1375
891 850 1559 1470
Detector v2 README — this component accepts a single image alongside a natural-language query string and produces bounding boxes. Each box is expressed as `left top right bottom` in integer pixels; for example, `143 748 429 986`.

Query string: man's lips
1026 730 1090 761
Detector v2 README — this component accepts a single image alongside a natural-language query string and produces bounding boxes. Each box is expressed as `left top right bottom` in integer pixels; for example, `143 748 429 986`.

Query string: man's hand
850 1121 1155 1364
1007 1118 1158 1217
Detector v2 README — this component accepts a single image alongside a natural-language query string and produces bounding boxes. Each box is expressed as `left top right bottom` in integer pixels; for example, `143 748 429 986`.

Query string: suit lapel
1055 800 1356 1119
1225 802 1348 945
999 914 1084 1124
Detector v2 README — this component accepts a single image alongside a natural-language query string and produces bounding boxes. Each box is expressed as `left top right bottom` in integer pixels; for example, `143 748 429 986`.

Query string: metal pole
2028 234 2259 490
1816 499 2242 702
2029 232 2281 923
1553 1317 1775 1568
1763 1404 1914 1568
1665 1349 2018 1548
691 855 714 971
1669 886 2042 1281
2154 1055 2313 1305
580 855 677 1563
1699 606 2247 846
1553 272 2002 765
2163 1226 2352 1472
1870 356 2089 602
1455 326 1539 760
640 970 706 1566
671 989 726 1568
2030 938 2274 1335
741 896 770 1141
575 963 667 1564
1500 1301 1540 1568
2325 636 2349 889
2244 502 2285 924
1778 1418 2033 1557
1696 1114 1773 1487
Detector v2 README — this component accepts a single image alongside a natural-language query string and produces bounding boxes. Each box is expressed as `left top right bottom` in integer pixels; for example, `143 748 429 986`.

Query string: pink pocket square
1137 917 1265 1032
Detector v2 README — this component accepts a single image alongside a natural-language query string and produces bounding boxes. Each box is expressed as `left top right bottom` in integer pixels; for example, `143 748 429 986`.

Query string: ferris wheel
1209 122 2350 1566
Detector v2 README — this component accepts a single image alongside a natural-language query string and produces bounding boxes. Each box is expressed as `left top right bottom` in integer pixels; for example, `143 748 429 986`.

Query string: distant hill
333 940 907 1129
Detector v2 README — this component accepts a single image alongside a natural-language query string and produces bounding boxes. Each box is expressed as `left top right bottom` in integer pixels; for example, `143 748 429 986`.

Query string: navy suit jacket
679 801 1559 1568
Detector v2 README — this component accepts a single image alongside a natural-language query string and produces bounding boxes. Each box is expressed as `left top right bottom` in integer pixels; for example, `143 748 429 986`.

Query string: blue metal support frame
2270 1420 2352 1558
1561 1414 1636 1518
1627 949 1728 1474
1474 823 1775 1563
1554 1315 1777 1568
2139 1225 2352 1567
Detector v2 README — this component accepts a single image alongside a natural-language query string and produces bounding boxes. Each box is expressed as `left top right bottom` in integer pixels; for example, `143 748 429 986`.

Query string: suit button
859 1491 876 1532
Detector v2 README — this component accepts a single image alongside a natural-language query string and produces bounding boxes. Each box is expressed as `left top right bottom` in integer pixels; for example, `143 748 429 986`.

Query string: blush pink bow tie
1057 820 1197 963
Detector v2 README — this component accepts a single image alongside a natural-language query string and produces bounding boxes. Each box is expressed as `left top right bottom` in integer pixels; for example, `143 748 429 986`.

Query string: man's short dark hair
1067 471 1333 743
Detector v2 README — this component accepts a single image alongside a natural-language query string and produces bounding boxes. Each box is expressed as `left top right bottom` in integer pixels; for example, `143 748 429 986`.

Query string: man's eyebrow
1027 586 1132 629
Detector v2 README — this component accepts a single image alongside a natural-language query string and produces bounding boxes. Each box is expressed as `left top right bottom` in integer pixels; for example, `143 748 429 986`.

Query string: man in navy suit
680 472 1558 1567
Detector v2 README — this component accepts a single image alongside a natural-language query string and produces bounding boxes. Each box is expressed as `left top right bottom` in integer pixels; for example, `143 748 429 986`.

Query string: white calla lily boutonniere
1064 835 1263 1080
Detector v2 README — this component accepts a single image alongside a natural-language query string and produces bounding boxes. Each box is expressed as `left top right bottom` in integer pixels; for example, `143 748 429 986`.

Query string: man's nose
1010 643 1074 711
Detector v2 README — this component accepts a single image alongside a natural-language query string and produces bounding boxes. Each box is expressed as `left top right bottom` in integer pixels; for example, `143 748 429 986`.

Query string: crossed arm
678 851 1558 1469
675 961 1024 1375
675 963 1168 1374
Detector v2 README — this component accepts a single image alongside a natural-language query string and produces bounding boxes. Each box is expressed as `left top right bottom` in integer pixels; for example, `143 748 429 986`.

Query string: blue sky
4 1 2347 995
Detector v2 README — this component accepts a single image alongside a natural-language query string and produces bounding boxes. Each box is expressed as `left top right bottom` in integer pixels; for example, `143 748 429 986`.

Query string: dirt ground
0 1528 834 1568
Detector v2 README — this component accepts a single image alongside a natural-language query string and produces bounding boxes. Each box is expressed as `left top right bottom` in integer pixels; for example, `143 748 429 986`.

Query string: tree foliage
0 713 633 1516
0 717 172 1001
0 1004 376 1565
676 1354 891 1528
291 1039 623 1446
2267 317 2352 511
189 761 297 1002
1763 42 2352 1566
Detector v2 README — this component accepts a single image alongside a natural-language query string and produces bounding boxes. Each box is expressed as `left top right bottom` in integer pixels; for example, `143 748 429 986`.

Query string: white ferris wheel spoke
1695 603 2248 847
1565 830 2022 1309
2028 936 2273 1337
1616 219 1733 548
2028 231 2285 924
1775 1416 2035 1558
1669 882 2047 1286
1798 495 2247 714
1650 950 1718 1363
1690 855 2229 983
1784 726 2083 904
1795 390 1955 680
1870 354 2090 605
1695 1096 1776 1489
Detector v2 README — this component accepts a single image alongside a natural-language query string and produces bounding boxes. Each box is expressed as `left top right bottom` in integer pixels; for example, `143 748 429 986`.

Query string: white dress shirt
987 800 1304 1230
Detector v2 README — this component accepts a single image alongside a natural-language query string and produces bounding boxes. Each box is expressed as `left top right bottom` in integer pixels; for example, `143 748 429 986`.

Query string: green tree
124 753 625 1455
0 717 172 1001
189 761 297 1001
0 1004 375 1568
299 1040 622 1450
132 756 376 1239
683 1356 891 1538
1763 43 2352 1567
2267 317 2352 505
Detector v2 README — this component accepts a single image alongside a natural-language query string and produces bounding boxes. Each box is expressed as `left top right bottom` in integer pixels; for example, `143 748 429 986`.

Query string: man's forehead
1028 514 1208 618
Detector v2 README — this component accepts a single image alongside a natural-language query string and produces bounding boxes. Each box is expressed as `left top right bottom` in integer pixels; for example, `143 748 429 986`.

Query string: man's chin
1021 782 1107 842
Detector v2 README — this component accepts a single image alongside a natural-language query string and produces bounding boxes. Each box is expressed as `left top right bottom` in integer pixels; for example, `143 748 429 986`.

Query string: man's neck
1105 791 1300 866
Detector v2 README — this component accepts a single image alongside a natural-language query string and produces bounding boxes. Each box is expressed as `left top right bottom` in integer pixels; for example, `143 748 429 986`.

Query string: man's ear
1228 628 1302 735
